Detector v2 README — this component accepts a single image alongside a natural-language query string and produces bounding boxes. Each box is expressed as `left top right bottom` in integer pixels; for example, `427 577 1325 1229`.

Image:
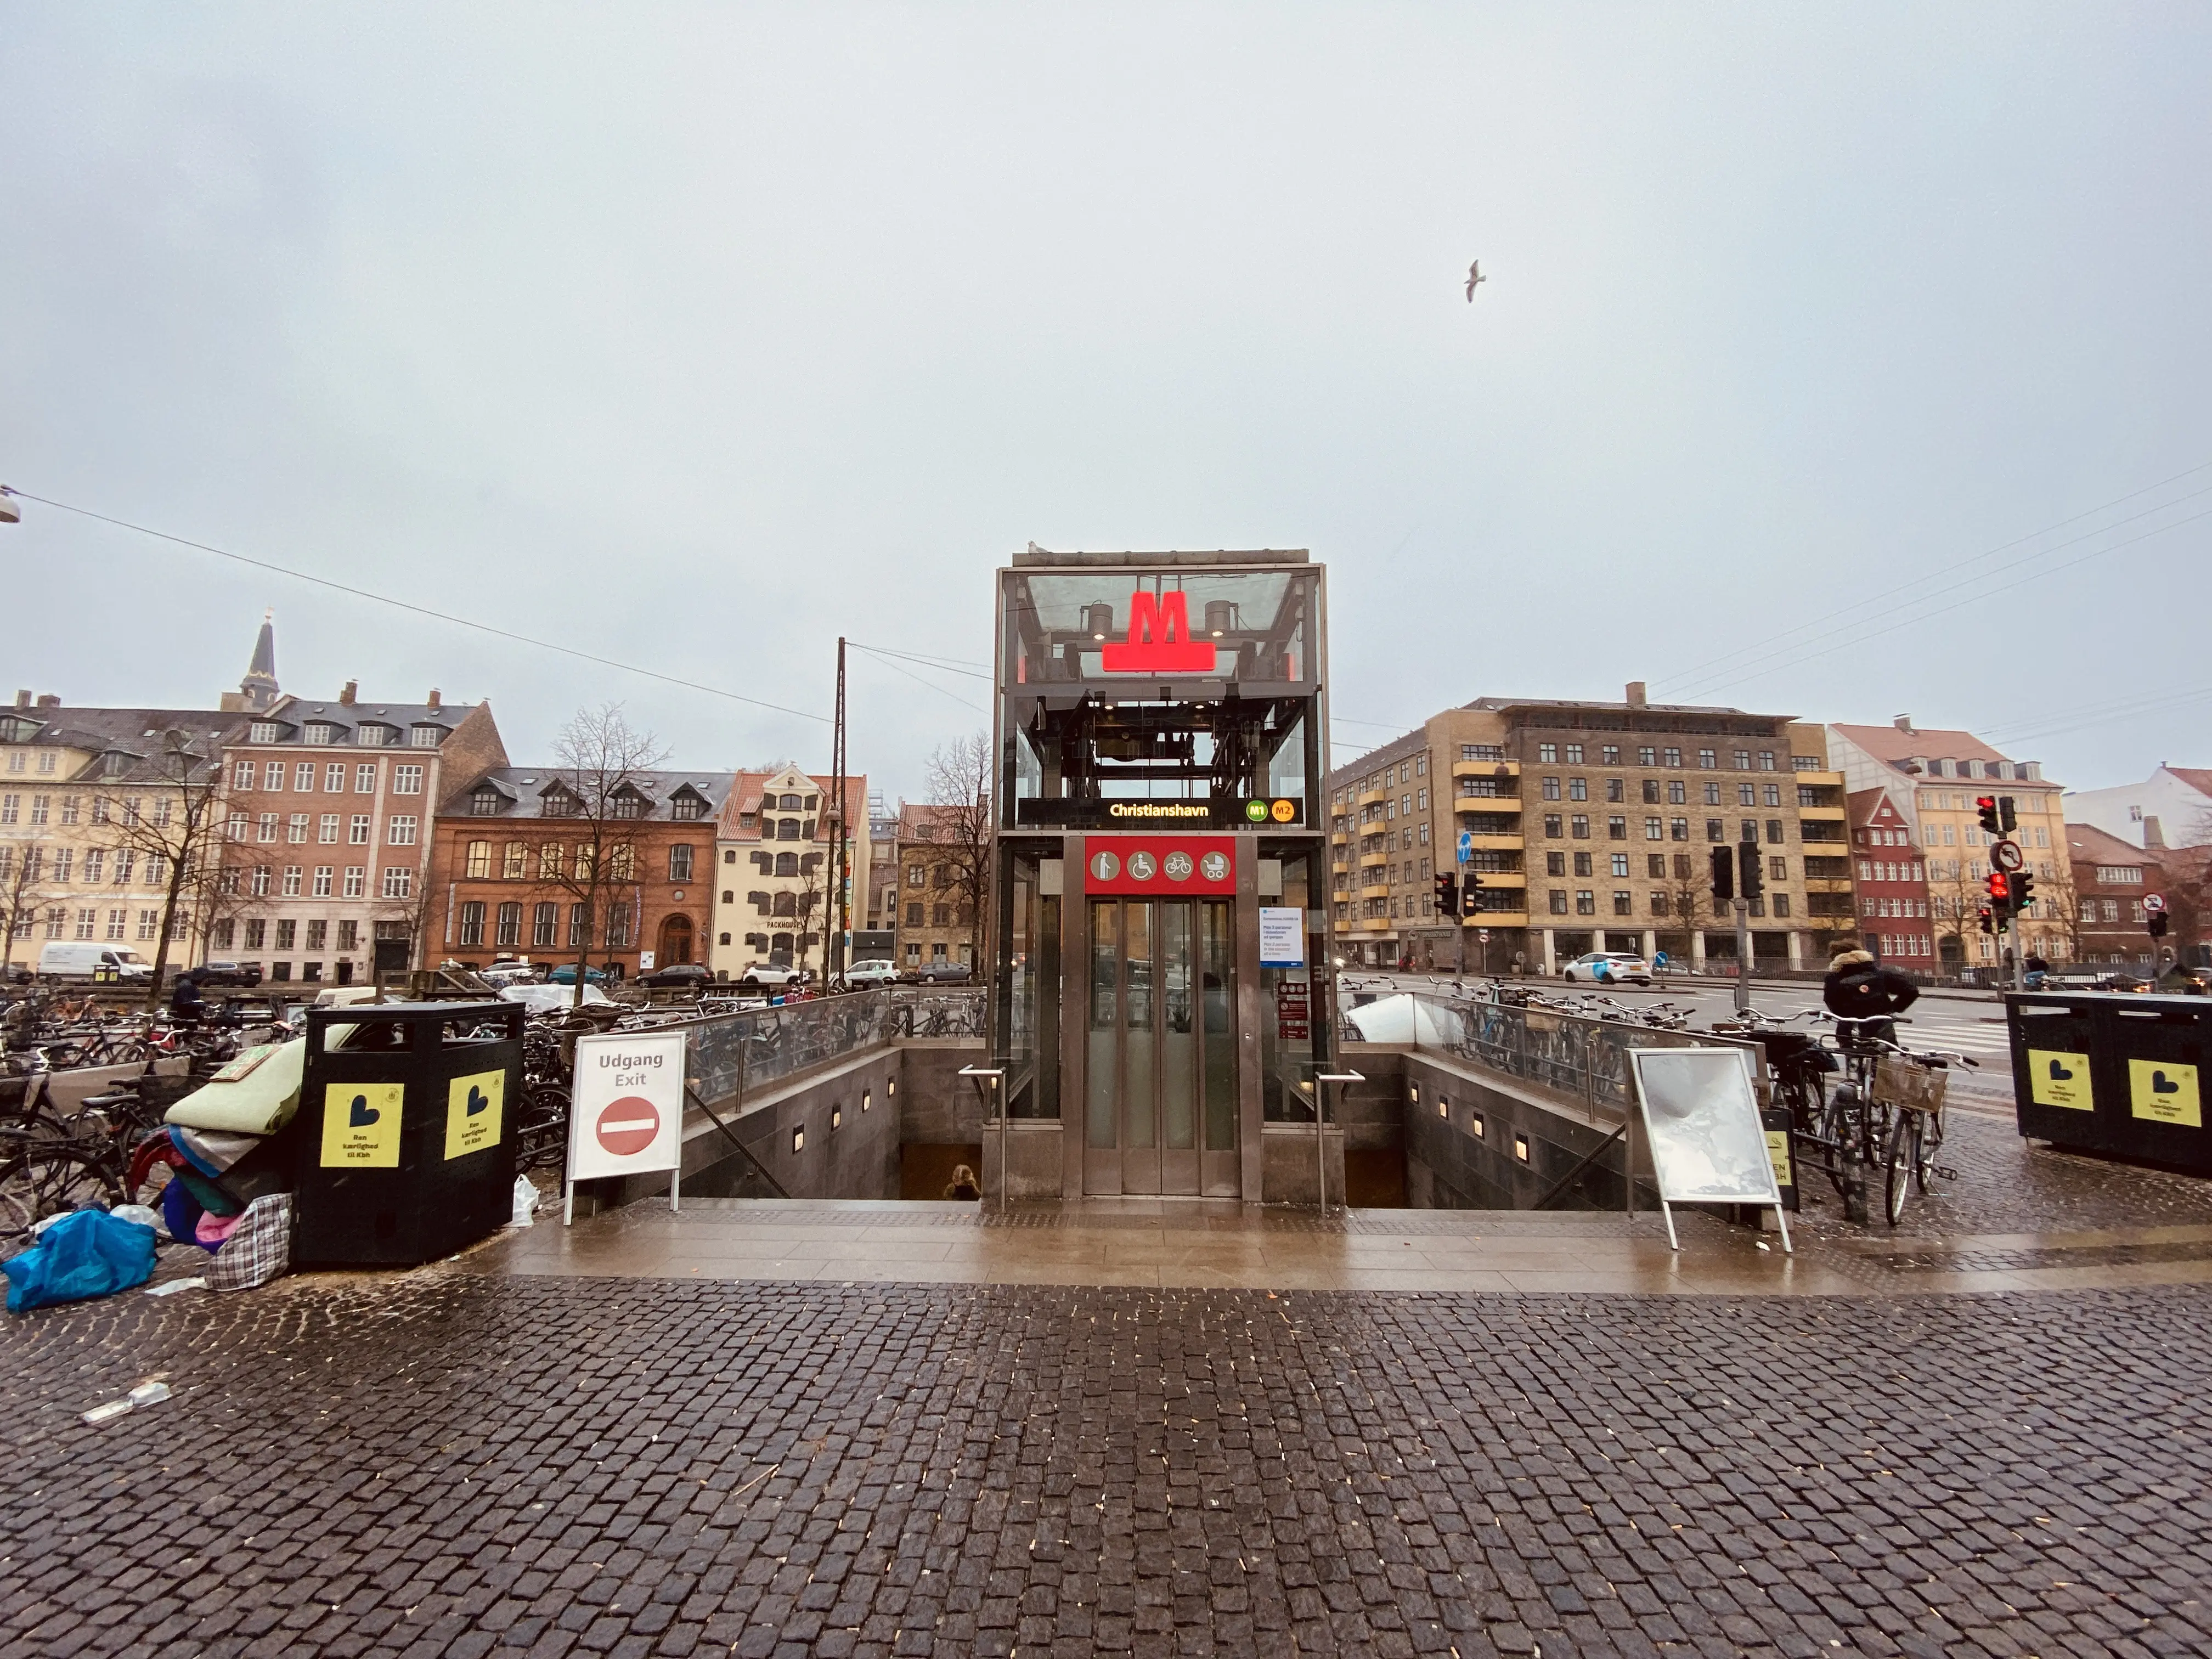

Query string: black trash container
2010 992 2209 1173
294 1000 524 1266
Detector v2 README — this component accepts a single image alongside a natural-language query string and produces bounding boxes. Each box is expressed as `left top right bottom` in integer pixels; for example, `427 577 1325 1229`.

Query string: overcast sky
4 4 2207 801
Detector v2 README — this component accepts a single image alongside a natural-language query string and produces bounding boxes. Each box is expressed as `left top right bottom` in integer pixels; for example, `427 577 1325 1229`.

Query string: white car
738 962 804 988
1561 951 1652 986
500 982 612 1014
37 941 154 981
845 960 899 989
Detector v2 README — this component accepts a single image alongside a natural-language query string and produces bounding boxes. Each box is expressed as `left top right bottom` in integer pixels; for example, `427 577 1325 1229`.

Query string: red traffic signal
1976 796 2002 835
1985 870 2011 904
1433 872 1459 917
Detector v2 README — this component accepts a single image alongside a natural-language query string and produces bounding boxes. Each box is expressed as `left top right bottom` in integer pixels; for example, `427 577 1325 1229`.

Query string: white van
37 941 155 981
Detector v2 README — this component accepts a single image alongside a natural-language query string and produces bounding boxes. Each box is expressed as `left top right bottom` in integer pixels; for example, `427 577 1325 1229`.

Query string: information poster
2028 1049 2095 1112
2129 1058 2202 1128
444 1068 506 1160
1276 979 1310 1040
1629 1048 1784 1205
320 1082 405 1168
1259 906 1305 969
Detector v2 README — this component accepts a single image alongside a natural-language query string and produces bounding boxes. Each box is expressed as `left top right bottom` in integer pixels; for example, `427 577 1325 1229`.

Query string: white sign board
639 951 657 971
1628 1046 1790 1253
1259 906 1306 969
566 1030 687 1222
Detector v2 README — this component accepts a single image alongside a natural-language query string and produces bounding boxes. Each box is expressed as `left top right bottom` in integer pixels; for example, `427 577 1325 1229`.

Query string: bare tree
1929 854 1992 973
533 704 672 988
2035 850 2082 964
90 727 231 1009
0 826 60 975
923 731 993 969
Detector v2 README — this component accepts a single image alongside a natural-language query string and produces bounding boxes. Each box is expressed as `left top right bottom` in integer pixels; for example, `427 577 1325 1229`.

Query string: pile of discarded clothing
143 1037 306 1288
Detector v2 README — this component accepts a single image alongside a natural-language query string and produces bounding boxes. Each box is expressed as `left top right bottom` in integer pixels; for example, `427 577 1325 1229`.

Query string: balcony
1330 830 1350 846
1358 917 1392 932
1452 758 1520 778
1798 803 1847 821
1357 789 1387 808
1793 770 1846 787
1359 882 1390 900
1464 870 1526 889
1460 910 1529 929
1457 832 1526 853
1359 850 1389 868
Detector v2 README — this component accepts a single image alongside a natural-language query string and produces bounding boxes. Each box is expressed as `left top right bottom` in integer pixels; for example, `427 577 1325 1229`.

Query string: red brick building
2063 822 2160 968
428 766 732 979
1847 787 1934 968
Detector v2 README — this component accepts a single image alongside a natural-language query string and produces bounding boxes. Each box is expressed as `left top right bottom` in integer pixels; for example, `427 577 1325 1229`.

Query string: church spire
240 608 280 713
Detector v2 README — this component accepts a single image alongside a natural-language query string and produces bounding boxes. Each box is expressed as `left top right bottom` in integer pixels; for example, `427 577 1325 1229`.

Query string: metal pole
830 639 849 984
1733 896 1753 1013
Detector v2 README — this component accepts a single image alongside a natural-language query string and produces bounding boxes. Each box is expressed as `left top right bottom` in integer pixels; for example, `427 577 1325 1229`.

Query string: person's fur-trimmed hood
1828 949 1876 970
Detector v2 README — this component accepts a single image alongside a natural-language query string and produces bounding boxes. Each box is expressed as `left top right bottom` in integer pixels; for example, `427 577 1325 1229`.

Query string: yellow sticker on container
445 1069 505 1160
320 1082 404 1167
2028 1049 2095 1111
1764 1128 1793 1190
2128 1059 2201 1128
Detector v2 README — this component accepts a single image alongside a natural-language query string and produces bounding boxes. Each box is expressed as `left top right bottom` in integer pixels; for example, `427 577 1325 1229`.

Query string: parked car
195 959 263 989
844 959 900 989
637 962 714 990
478 958 539 987
37 941 154 981
1560 951 1652 986
500 982 613 1014
906 961 974 984
738 962 804 989
547 962 610 985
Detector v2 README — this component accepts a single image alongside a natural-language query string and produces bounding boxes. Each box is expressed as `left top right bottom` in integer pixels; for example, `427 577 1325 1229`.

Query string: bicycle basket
1872 1055 1948 1116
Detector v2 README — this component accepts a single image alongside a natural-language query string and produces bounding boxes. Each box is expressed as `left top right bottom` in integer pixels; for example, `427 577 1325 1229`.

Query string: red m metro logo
1099 591 1218 674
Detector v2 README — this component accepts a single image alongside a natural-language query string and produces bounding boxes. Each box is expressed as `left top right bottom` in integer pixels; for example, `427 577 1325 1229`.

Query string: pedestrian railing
672 988 899 1119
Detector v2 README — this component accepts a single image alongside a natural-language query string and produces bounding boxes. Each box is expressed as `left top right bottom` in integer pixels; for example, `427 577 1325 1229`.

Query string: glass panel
1124 903 1155 1148
1262 852 1319 1122
1202 900 1235 1152
1087 901 1118 1149
1160 904 1196 1149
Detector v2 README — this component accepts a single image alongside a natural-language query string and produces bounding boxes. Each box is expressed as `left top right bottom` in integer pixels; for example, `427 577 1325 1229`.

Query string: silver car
1561 951 1652 986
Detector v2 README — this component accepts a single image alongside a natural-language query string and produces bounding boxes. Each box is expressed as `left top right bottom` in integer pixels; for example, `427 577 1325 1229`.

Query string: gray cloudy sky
4 4 2208 800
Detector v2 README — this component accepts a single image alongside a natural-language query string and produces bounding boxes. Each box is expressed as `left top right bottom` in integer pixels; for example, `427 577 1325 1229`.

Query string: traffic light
1737 840 1764 901
1710 844 1735 902
1464 868 1483 898
2011 868 2035 913
1976 797 2001 835
1977 905 1995 935
1434 872 1458 917
1998 795 2018 834
1985 870 2011 907
2150 911 2170 939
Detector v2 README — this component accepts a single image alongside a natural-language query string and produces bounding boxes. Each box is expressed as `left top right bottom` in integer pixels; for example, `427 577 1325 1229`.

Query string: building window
1544 814 1563 838
1572 851 1593 877
1611 853 1629 877
1538 743 1558 763
1600 746 1620 766
337 920 358 950
382 867 413 900
82 850 106 883
1767 819 1785 844
466 840 493 878
1698 749 1716 769
411 726 442 748
1605 778 1624 804
1548 889 1567 915
318 814 340 844
1762 783 1782 808
283 866 303 896
343 866 365 898
1637 746 1656 766
504 842 528 879
1734 750 1751 770
470 787 504 816
244 918 265 949
1664 748 1681 768
137 910 160 941
387 815 418 846
1542 777 1561 800
249 723 280 744
496 902 523 946
1570 815 1589 839
1575 890 1595 915
1567 778 1587 802
1773 894 1792 917
533 902 558 947
250 865 271 896
1643 815 1664 841
1545 852 1566 877
275 919 296 950
313 866 334 897
1758 751 1776 771
1738 783 1757 807
356 763 377 792
1607 816 1627 840
1612 890 1633 916
606 904 633 948
288 813 309 843
669 844 695 882
349 814 371 844
392 765 425 795
257 812 279 842
1706 819 1724 842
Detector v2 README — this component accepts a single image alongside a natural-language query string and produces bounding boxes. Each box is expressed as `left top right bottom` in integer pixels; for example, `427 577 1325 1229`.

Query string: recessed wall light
1514 1134 1531 1163
792 1126 806 1153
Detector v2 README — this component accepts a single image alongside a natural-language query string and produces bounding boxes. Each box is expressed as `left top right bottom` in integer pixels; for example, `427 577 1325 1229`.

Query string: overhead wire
2 487 832 724
847 642 987 714
1656 458 2212 691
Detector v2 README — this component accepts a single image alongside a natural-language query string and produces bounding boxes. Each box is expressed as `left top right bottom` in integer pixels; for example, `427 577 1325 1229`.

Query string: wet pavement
5 1108 2212 1658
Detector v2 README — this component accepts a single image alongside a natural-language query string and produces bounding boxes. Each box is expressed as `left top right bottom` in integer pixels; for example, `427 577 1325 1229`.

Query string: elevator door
1085 899 1237 1195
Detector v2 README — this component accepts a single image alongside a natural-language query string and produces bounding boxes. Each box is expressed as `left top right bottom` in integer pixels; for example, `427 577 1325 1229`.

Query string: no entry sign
567 1030 687 1221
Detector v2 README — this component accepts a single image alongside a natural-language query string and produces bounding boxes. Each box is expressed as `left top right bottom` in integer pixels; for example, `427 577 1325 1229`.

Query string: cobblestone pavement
1787 1109 2212 1243
6 1273 2210 1659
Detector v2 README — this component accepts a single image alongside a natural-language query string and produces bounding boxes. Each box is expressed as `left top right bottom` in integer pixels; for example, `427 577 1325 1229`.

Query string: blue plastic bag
4 1209 159 1313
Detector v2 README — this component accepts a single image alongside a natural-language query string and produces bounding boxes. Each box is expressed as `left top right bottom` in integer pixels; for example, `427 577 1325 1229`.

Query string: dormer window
249 722 281 743
357 725 390 747
670 790 708 821
470 786 506 817
410 725 443 748
303 723 338 745
779 793 803 810
611 789 650 820
541 786 580 818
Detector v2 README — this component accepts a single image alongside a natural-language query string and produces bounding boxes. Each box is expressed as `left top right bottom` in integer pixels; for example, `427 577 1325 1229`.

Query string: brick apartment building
211 673 508 986
1323 684 1853 974
2064 822 2164 968
1847 787 1934 968
430 766 732 979
892 802 979 971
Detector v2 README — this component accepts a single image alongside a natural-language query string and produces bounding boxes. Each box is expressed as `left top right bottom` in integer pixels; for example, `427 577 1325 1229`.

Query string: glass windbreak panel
1260 852 1320 1122
1160 903 1196 1150
1002 568 1315 690
1265 705 1309 808
1025 893 1060 1120
1124 903 1155 1148
1087 901 1118 1148
1002 867 1036 1113
1201 900 1235 1152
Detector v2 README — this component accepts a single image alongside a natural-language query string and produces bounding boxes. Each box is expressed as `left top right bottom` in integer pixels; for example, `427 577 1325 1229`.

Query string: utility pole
829 637 849 984
1733 897 1753 1013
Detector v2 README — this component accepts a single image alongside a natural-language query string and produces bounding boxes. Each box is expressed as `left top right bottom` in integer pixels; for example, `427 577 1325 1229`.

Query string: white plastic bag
510 1175 539 1227
110 1204 162 1231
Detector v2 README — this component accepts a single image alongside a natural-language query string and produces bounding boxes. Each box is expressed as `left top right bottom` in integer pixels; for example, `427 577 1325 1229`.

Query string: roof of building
2162 766 2212 800
246 695 466 745
894 802 974 845
0 706 240 785
1831 721 2058 786
1464 695 1793 721
442 766 733 821
1012 544 1309 568
1846 786 1915 834
2064 821 2159 868
717 771 868 842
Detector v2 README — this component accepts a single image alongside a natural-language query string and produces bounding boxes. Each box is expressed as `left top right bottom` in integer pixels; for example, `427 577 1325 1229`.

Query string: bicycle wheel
0 1143 126 1246
1915 1112 1943 1195
1817 1088 1855 1197
1883 1111 1916 1227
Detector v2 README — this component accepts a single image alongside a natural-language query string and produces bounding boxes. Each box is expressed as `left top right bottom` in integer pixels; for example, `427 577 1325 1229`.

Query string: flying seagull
1465 260 1486 301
